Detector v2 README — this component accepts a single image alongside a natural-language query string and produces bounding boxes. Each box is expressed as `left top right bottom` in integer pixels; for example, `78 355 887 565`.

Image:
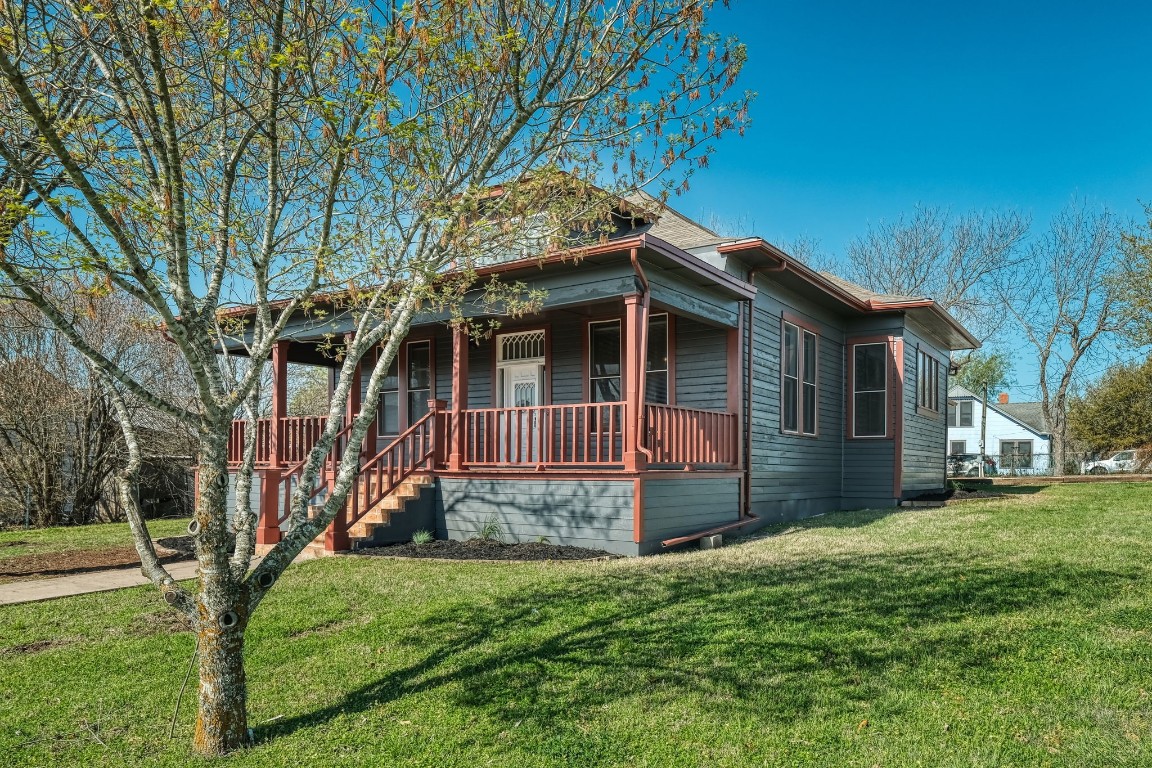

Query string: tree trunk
190 431 251 755
192 617 250 754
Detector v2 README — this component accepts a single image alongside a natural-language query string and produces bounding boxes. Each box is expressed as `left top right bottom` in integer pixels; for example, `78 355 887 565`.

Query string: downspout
744 262 787 514
629 247 654 464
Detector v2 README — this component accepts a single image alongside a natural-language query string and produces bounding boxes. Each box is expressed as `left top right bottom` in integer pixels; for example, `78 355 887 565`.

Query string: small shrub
478 517 503 542
411 529 433 546
535 535 551 544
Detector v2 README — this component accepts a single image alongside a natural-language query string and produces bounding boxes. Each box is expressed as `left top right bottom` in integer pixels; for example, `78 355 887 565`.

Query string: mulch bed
911 486 1006 503
0 537 194 582
354 538 617 561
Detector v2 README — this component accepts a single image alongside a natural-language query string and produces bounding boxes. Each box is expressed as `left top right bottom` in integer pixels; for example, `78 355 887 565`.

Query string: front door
500 362 543 462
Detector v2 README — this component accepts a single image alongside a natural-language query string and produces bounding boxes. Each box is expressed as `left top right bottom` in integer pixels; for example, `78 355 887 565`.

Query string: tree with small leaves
0 0 748 754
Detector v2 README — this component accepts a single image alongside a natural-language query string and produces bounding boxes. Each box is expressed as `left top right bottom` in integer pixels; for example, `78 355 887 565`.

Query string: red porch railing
228 415 332 466
645 404 739 466
459 402 625 466
345 410 438 533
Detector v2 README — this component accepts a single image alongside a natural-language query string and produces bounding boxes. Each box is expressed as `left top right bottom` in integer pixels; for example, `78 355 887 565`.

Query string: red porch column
258 339 290 546
269 339 290 467
449 324 469 470
623 293 648 472
727 317 742 468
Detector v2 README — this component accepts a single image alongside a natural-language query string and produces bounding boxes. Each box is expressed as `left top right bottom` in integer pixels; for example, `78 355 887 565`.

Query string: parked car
948 453 997 477
1081 450 1141 475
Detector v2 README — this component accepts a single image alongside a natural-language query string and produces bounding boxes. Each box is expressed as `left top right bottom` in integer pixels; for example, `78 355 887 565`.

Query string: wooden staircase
298 473 435 559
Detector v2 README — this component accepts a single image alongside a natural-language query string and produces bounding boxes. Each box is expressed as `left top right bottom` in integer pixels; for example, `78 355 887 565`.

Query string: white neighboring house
947 385 1052 474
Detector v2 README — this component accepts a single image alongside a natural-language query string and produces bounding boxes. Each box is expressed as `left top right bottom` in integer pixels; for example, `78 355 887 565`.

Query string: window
852 343 888 437
950 440 966 455
378 340 433 436
947 400 974 428
782 320 818 435
1000 440 1033 470
407 341 432 424
588 315 672 404
646 314 669 404
588 320 621 403
378 355 400 436
917 349 942 413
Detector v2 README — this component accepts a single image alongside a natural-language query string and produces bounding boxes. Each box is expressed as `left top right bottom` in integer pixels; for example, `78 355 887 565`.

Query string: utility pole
979 382 989 478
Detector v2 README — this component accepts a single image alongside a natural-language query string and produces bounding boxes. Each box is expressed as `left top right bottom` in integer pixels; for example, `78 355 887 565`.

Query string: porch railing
228 415 332 466
645 404 739 467
458 402 625 466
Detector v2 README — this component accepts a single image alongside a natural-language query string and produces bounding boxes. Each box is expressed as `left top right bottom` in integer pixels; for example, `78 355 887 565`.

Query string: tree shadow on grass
254 545 1139 746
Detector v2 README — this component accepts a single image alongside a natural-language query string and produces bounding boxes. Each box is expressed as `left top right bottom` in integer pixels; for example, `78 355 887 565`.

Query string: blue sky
675 2 1152 399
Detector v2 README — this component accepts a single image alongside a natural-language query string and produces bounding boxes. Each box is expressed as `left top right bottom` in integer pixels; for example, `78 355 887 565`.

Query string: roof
815 271 927 305
715 238 980 351
947 385 1050 436
998 402 1050 434
622 190 731 250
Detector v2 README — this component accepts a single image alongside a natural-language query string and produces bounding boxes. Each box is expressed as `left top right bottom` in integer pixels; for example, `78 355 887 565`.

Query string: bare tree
996 203 1133 475
845 206 1031 342
0 293 195 526
0 0 748 754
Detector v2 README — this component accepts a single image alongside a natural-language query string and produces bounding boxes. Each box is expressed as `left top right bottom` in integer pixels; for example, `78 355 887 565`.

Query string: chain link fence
947 451 1143 478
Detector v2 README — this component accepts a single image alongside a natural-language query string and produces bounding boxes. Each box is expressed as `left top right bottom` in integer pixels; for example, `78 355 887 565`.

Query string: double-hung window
781 320 818 435
588 315 671 404
588 320 622 403
852 343 888 438
947 400 974 427
1000 439 1033 470
378 340 433 437
917 349 942 413
646 314 670 404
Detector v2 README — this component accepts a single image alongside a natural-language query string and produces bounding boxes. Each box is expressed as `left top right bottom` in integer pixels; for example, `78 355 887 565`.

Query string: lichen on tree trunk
192 618 250 755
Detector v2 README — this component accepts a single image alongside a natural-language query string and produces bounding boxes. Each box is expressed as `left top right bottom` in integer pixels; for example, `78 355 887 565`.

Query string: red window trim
846 335 898 441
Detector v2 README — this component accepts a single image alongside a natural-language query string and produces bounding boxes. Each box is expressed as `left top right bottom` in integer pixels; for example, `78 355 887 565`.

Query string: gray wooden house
223 198 977 556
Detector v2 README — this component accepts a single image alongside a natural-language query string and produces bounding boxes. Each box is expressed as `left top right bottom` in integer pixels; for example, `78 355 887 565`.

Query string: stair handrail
279 417 354 526
344 409 436 533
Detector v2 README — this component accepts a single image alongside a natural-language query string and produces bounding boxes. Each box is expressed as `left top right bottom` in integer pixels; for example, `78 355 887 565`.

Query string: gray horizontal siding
674 317 728 411
746 278 847 518
436 477 636 554
642 477 739 540
902 324 949 495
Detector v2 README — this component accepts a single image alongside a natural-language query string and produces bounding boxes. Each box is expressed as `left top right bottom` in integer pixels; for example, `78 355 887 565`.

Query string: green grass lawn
0 518 191 562
3 484 1152 766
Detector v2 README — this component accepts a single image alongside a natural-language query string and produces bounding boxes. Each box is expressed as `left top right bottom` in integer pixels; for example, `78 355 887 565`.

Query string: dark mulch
354 538 617 561
0 539 191 582
912 486 1006 503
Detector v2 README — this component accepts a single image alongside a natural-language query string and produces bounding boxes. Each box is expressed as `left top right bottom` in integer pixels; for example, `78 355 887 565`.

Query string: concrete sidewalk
0 560 201 606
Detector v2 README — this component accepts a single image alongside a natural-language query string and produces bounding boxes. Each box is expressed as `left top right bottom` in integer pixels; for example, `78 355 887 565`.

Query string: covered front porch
226 238 754 554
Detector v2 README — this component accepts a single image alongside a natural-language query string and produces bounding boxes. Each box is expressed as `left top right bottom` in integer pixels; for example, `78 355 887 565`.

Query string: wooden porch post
325 340 359 552
623 293 648 472
449 324 469 470
258 339 290 547
269 339 290 467
727 317 742 469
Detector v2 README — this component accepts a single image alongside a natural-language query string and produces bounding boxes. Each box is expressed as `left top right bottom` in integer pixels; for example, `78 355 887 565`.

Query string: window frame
916 348 943 416
587 318 623 404
645 313 672 405
1000 439 1034 470
848 340 891 439
780 315 819 437
582 313 676 405
377 337 436 438
947 400 974 428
